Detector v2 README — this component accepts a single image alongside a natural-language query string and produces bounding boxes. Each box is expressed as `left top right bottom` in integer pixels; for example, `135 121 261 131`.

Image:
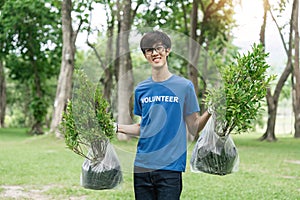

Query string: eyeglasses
144 45 166 55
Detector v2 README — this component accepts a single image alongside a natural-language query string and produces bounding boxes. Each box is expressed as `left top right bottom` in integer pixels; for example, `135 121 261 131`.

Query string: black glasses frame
144 45 166 55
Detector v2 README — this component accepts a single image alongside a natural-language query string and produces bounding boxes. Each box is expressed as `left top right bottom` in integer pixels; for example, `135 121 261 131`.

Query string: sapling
60 70 122 189
205 44 275 137
191 44 275 175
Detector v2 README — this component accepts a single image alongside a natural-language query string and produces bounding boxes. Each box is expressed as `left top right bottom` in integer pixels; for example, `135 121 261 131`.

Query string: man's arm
185 111 211 136
117 123 140 136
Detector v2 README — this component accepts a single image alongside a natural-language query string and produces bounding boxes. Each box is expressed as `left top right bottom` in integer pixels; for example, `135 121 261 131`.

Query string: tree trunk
259 0 277 141
259 0 268 45
188 0 227 141
261 0 294 141
200 45 209 113
49 0 75 137
86 2 115 105
0 60 6 128
30 61 44 135
260 89 277 141
262 58 292 141
187 0 201 142
291 0 300 138
86 31 114 105
103 16 115 104
188 0 200 97
117 0 134 141
100 6 115 105
31 122 44 135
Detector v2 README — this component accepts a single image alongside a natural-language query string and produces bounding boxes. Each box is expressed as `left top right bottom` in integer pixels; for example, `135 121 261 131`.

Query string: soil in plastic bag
190 116 239 175
81 141 123 190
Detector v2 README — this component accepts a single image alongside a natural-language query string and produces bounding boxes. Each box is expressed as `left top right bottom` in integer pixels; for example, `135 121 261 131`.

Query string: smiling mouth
152 57 161 62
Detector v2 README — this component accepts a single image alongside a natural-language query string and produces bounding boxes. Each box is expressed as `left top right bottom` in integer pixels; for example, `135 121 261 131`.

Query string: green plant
60 70 115 161
205 44 275 136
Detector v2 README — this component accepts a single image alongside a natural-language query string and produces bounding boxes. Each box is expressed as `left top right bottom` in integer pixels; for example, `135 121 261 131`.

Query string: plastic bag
190 115 239 175
81 140 123 190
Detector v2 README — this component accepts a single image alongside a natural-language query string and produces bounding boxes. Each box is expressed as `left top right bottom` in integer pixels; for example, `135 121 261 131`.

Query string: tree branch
131 0 143 24
84 1 106 71
73 0 93 45
267 0 289 55
86 40 106 71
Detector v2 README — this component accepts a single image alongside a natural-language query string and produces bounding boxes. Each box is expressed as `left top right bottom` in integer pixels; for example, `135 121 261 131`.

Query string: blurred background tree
0 0 299 141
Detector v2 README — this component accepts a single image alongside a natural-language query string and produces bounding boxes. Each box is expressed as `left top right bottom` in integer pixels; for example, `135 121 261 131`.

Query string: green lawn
0 128 299 200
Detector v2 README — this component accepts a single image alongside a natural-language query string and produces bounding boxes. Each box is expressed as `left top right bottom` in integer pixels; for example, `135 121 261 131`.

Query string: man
117 31 211 200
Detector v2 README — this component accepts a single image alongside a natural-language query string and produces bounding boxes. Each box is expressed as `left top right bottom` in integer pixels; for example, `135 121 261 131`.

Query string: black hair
140 31 171 54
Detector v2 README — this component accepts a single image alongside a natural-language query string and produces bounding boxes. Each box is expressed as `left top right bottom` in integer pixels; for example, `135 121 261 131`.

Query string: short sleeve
184 82 200 116
134 89 142 116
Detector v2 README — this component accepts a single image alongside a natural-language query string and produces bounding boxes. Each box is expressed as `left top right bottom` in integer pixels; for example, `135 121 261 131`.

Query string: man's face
144 43 170 68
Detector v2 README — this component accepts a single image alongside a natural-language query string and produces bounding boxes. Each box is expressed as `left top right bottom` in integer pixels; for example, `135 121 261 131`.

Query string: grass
0 129 300 200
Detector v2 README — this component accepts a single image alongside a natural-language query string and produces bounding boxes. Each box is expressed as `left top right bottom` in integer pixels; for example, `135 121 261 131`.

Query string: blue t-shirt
134 75 200 172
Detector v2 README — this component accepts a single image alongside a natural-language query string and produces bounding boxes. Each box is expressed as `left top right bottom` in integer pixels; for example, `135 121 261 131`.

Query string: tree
49 0 89 137
116 0 134 140
291 0 300 138
260 0 296 141
188 0 236 99
114 0 142 140
259 0 278 141
86 0 116 104
0 60 5 127
0 1 6 128
0 0 61 134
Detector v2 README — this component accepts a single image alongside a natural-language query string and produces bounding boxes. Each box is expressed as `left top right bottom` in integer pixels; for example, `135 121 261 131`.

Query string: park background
0 0 300 199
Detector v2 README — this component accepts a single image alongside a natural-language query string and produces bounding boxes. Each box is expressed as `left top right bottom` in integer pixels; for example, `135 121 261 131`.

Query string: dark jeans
134 168 182 200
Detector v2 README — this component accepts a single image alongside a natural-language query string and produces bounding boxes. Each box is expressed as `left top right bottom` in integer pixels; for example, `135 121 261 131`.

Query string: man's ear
166 48 171 56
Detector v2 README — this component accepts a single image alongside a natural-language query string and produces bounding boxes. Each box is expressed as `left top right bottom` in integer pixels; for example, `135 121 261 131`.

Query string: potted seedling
60 70 122 189
191 44 275 175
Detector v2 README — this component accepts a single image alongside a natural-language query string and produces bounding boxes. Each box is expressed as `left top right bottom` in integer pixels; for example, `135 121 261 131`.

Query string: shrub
191 44 275 175
60 70 115 160
60 70 122 190
205 44 275 136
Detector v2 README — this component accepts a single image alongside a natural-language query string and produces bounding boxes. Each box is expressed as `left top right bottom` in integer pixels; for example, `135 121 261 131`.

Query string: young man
117 31 211 200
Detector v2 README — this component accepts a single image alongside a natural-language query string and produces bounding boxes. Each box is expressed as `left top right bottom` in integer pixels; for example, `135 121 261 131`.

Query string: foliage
135 0 192 34
198 0 236 46
205 44 276 136
0 0 62 61
134 0 236 50
0 0 62 132
60 70 115 161
29 96 48 126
